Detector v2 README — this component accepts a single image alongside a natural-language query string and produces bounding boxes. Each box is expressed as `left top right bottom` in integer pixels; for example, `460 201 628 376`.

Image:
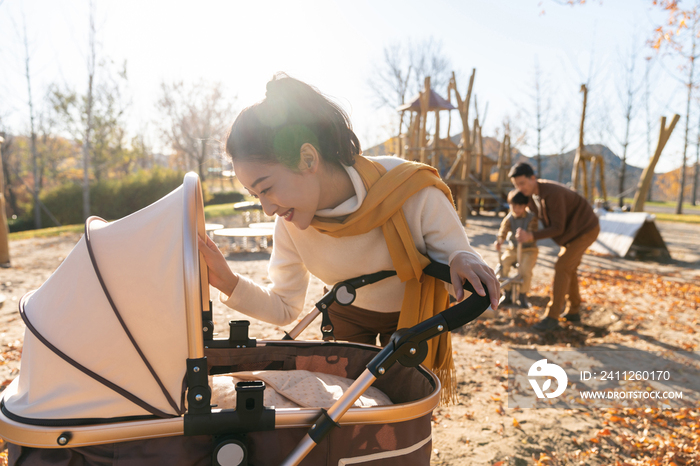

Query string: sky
0 0 693 173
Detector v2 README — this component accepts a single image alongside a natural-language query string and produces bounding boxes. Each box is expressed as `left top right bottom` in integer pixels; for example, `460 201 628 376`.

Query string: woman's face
234 159 321 230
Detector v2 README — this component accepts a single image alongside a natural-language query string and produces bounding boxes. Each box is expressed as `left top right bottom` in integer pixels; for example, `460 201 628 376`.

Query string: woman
199 73 499 401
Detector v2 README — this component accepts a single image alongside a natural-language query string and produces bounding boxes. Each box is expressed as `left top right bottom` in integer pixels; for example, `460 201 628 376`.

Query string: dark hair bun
227 73 361 168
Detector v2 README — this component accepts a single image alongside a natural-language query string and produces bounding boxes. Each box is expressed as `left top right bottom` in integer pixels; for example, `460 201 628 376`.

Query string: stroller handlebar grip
439 289 491 331
422 261 491 331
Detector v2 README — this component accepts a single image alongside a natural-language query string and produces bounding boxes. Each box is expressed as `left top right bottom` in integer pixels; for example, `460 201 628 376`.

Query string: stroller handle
422 261 491 331
285 260 491 341
281 262 491 466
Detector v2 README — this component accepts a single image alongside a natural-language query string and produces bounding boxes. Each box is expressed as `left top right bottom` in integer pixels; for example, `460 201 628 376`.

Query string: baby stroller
0 173 490 466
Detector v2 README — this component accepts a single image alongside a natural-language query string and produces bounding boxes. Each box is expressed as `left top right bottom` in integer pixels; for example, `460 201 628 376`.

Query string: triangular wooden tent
589 212 670 260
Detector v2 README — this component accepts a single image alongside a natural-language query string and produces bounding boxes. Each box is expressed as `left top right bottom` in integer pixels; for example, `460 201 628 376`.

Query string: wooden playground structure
393 70 510 221
386 72 682 225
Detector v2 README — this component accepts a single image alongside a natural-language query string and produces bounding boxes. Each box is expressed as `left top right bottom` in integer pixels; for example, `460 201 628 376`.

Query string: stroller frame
0 173 491 466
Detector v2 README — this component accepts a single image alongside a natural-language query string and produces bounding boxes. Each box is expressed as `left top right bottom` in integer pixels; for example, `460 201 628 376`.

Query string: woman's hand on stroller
198 234 239 297
449 252 500 310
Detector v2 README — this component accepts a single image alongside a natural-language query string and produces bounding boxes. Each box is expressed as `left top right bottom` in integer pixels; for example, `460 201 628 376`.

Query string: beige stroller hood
4 172 207 422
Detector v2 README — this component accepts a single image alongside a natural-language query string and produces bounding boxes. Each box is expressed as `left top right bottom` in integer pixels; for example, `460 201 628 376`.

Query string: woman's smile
280 208 295 222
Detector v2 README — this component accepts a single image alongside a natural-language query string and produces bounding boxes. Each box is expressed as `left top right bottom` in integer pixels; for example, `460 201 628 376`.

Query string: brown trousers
325 301 401 347
545 224 600 319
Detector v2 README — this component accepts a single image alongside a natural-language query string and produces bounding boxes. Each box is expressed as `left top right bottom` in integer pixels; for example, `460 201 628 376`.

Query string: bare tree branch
156 80 236 182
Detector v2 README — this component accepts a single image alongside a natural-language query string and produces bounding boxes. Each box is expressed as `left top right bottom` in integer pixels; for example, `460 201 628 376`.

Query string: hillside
516 144 644 199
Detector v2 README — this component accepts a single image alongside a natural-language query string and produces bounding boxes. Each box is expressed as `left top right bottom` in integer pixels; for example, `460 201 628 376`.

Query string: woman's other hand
449 252 500 310
198 234 238 297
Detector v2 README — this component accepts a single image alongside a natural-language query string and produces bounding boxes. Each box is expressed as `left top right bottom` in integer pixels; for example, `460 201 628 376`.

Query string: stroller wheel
213 437 247 466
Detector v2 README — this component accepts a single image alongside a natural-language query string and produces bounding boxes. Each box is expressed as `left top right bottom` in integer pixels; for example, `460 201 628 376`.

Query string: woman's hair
226 73 361 169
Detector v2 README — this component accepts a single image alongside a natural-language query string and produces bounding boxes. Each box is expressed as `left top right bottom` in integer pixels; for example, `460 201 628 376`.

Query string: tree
553 0 700 209
156 80 235 183
46 2 128 220
651 3 700 214
528 59 551 176
368 37 453 135
0 130 21 217
82 2 96 220
615 42 642 207
644 57 656 201
36 108 81 186
49 58 130 181
19 14 42 228
553 107 573 182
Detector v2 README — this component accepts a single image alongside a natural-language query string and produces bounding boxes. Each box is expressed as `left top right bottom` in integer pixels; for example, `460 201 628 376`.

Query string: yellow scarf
311 155 458 404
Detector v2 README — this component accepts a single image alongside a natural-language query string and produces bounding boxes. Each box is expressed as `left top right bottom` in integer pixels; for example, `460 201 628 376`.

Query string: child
494 190 539 308
198 73 499 401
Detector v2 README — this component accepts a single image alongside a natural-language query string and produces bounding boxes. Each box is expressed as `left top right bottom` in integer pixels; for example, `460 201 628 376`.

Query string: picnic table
247 222 275 230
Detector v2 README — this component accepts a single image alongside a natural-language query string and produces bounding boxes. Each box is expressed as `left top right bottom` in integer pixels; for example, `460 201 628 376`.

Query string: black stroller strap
18 293 175 419
84 217 184 416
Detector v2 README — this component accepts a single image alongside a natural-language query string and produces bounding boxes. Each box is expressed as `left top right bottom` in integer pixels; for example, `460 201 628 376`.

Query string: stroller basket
0 173 489 466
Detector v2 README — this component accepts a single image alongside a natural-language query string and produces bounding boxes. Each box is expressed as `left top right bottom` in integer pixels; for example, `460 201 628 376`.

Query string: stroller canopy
4 173 207 421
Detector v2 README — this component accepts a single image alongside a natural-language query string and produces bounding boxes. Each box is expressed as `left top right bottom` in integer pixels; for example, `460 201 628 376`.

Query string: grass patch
622 198 699 209
653 212 700 224
7 203 247 240
204 203 246 219
9 224 85 241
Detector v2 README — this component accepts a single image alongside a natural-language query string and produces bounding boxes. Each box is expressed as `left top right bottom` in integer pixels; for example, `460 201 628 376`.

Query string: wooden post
506 134 512 168
595 156 607 201
433 109 441 168
0 136 10 266
496 132 507 194
418 77 431 164
451 70 476 222
633 114 681 212
398 110 406 158
572 84 588 195
446 82 452 141
475 119 484 179
455 70 475 182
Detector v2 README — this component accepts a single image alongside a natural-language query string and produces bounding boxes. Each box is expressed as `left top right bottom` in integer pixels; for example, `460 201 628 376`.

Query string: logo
528 359 568 399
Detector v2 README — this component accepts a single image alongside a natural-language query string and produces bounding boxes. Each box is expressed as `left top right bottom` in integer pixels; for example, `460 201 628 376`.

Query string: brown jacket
529 180 599 246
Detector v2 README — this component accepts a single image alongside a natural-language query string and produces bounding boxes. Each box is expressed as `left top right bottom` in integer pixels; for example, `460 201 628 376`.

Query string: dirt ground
0 215 699 465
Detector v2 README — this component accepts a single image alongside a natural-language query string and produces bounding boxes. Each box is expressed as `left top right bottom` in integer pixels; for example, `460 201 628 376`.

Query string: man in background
509 162 600 331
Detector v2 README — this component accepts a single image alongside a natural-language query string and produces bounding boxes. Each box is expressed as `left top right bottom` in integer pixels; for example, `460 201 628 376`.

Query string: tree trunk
0 136 9 265
536 86 542 177
0 144 19 216
23 21 41 229
676 31 696 215
83 3 96 221
694 110 700 205
199 138 207 182
619 69 634 208
619 120 631 208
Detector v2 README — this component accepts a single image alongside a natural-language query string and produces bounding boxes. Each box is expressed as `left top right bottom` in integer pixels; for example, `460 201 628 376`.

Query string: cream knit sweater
221 156 485 326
